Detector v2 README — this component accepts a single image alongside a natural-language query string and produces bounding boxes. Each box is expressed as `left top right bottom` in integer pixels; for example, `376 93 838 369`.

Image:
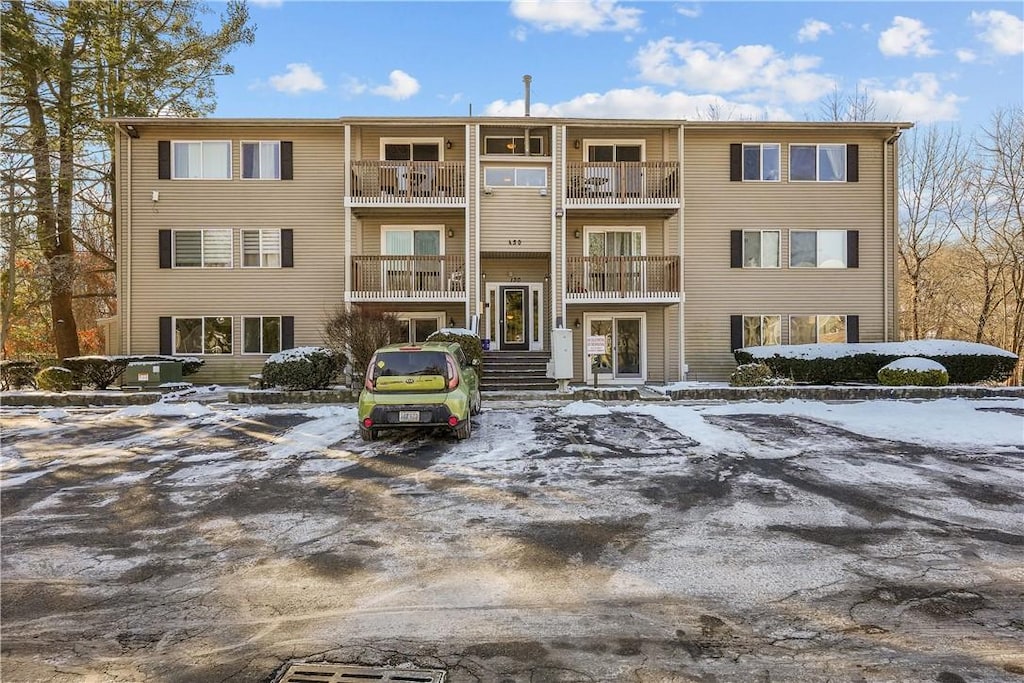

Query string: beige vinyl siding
479 176 553 252
564 127 678 164
564 218 668 258
683 129 892 380
354 214 466 256
351 125 466 160
126 125 344 383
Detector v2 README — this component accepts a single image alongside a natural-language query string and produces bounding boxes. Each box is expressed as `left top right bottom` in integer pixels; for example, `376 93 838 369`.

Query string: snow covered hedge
35 366 77 392
427 328 483 375
878 357 949 387
735 339 1017 385
261 346 341 390
1 360 39 390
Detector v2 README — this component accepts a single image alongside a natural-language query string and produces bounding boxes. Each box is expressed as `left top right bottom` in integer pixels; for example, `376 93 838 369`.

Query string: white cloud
676 5 701 19
862 73 964 123
633 38 834 104
484 86 791 121
511 25 528 42
878 16 938 57
267 63 326 94
956 48 977 63
969 10 1024 55
510 0 642 34
370 70 420 100
797 19 833 43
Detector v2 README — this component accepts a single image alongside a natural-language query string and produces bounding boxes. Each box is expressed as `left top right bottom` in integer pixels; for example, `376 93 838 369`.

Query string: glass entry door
587 316 643 381
500 286 529 350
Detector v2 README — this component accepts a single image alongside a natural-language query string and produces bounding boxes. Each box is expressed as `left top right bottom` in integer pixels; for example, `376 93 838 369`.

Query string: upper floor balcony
348 161 467 208
566 256 681 302
565 161 680 209
349 255 466 302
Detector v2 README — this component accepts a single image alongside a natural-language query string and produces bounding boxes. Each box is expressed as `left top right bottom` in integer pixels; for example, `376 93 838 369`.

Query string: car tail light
447 415 459 427
446 356 459 390
362 418 374 428
364 356 376 391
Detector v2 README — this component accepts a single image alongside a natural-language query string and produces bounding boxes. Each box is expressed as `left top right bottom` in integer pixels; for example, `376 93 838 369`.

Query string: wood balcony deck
350 255 467 301
565 161 680 208
348 161 466 207
566 256 680 301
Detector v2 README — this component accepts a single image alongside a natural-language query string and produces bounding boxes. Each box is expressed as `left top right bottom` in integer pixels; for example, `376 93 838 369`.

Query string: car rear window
373 351 450 379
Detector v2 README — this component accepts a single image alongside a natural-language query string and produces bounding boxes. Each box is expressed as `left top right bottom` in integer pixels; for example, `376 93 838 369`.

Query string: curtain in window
790 316 816 344
174 143 201 178
174 231 202 267
202 142 230 179
261 143 280 179
743 231 762 267
819 146 846 181
261 230 281 267
743 316 763 346
762 316 781 345
203 230 232 267
762 232 780 268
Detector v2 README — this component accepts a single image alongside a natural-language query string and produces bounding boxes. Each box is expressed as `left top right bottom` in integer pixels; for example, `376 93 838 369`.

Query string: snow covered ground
1 396 1022 682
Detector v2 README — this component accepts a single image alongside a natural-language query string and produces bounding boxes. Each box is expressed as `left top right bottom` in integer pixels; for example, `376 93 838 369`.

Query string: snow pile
882 357 946 372
102 401 213 420
560 401 612 416
742 339 1017 361
266 346 334 363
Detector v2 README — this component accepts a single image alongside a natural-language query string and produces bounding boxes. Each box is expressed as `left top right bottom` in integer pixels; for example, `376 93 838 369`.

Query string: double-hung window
742 230 780 268
242 316 282 354
174 316 233 354
171 141 231 179
790 230 847 268
743 143 780 181
789 315 847 344
483 167 547 187
743 315 782 347
241 141 281 179
173 229 232 268
790 144 847 182
241 229 281 268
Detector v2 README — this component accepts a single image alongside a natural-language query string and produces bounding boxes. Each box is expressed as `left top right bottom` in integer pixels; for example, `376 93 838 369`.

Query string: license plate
398 410 420 423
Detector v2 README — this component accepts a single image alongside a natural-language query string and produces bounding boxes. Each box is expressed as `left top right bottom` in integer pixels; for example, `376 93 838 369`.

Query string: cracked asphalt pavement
1 400 1022 682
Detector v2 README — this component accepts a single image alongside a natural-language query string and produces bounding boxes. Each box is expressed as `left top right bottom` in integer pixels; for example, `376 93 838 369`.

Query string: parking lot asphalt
1 399 1022 682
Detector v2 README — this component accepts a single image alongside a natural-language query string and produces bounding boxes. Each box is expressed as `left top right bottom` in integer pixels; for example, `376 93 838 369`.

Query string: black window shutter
282 316 295 349
158 141 171 179
281 141 293 180
730 230 743 268
846 144 859 182
730 143 742 181
160 316 173 355
730 315 744 351
159 230 171 268
846 315 860 343
847 230 859 268
281 229 294 267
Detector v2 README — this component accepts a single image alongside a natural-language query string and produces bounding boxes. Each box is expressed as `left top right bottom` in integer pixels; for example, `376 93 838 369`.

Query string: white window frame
789 229 848 269
583 226 646 256
582 139 646 162
742 314 782 347
171 229 233 268
582 311 647 384
170 140 232 180
379 137 445 162
240 141 281 180
483 167 549 188
742 143 781 182
788 314 848 345
173 316 233 355
380 225 446 256
241 315 282 355
395 311 446 344
483 135 545 156
742 229 781 268
788 143 847 183
240 229 282 268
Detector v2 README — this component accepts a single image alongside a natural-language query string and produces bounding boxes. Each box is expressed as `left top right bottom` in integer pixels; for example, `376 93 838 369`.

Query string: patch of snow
263 406 358 458
560 401 612 416
741 338 1017 361
434 328 478 337
881 357 947 372
266 346 333 363
39 409 70 422
102 401 212 420
628 404 755 454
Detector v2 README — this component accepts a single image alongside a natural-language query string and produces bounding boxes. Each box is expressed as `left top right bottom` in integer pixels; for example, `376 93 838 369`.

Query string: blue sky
211 1 1023 128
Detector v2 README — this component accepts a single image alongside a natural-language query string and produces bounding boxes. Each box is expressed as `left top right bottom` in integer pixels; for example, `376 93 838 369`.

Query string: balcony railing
566 256 680 300
349 161 466 205
565 161 680 206
350 255 466 300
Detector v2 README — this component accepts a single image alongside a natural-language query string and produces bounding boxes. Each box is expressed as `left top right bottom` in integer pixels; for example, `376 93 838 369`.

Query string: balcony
348 161 466 207
566 256 680 302
350 255 466 302
565 162 680 208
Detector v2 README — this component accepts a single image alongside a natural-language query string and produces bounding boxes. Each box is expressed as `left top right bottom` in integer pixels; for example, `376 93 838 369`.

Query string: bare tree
818 84 879 122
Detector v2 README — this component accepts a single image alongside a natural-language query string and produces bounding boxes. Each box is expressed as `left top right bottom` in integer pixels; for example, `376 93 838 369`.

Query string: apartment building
107 116 910 385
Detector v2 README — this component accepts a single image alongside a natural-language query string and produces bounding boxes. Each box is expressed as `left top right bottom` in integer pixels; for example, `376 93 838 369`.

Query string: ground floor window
175 316 232 354
585 313 645 382
743 315 782 347
242 316 282 354
789 314 846 344
396 312 443 343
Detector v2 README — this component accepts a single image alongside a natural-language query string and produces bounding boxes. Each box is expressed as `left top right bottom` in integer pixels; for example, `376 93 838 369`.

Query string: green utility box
123 361 182 388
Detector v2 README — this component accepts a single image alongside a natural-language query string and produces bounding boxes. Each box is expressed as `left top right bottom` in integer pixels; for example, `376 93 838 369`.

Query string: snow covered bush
128 355 204 376
729 362 791 387
61 356 131 389
427 328 483 376
261 346 340 390
878 357 949 387
35 366 77 392
1 360 38 390
321 308 405 385
735 339 1016 385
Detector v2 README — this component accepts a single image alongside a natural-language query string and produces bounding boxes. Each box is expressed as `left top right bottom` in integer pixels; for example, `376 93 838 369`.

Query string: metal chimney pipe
523 74 532 117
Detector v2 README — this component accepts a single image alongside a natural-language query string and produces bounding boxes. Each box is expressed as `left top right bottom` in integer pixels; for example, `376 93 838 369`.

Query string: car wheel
455 417 472 440
471 389 482 415
359 425 376 442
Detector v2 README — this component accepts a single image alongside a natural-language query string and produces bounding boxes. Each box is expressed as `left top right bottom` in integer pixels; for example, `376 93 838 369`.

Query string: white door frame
485 281 545 351
582 311 647 384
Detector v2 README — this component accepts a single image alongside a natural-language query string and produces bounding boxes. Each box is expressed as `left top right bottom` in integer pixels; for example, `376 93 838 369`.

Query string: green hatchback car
357 341 482 441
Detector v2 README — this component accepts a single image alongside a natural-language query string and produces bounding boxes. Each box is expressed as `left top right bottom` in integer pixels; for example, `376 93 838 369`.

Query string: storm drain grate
275 662 446 683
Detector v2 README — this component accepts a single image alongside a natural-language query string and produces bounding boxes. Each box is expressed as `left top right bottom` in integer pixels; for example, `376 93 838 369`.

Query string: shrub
35 366 77 392
730 362 776 387
322 308 406 385
878 357 949 387
1 360 39 390
262 346 340 390
129 355 204 376
427 329 484 376
61 356 131 389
